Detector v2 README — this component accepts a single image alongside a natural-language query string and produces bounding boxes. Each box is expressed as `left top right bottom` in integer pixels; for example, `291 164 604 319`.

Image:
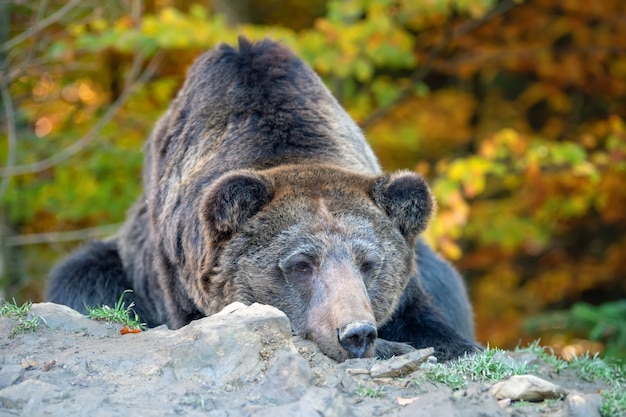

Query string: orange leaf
120 326 142 335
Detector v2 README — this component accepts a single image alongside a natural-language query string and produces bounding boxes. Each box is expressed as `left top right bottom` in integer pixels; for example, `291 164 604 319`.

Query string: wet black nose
338 321 377 358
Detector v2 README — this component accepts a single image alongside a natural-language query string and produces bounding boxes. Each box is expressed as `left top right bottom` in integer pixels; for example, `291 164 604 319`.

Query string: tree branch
0 0 81 53
4 224 122 246
0 51 163 177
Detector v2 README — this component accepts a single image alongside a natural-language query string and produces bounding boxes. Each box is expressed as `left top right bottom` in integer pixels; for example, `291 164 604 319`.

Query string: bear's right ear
371 171 435 242
201 170 274 242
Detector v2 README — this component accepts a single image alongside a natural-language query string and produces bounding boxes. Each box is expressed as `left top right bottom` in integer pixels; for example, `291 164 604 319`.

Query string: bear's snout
337 321 377 358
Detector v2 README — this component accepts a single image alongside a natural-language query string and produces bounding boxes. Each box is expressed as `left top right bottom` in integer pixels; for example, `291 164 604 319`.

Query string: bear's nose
337 321 377 358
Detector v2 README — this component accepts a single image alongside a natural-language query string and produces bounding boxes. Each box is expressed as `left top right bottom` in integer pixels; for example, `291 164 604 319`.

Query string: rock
497 398 511 408
489 374 568 401
30 302 115 337
206 411 229 417
0 302 614 417
250 386 354 417
338 372 359 394
0 365 23 389
370 347 434 378
217 302 248 315
152 302 295 388
396 390 457 417
563 391 602 417
248 350 313 404
398 389 507 417
0 317 13 340
249 400 321 417
302 386 355 417
346 368 369 375
455 392 508 417
0 379 63 410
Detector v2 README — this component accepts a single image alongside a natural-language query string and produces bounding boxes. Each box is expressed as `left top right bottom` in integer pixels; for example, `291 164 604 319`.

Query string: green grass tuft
0 299 42 337
601 386 626 417
421 345 531 390
86 290 146 330
356 384 386 398
515 339 568 372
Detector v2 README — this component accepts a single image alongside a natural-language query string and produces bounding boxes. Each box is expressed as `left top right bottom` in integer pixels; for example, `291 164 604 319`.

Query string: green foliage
570 353 623 383
355 384 386 398
421 345 531 390
0 299 42 337
573 302 626 359
526 301 626 360
85 290 145 330
601 387 626 417
429 129 602 257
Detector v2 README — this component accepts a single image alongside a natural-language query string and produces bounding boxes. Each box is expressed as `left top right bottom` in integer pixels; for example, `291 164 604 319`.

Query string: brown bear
47 37 479 362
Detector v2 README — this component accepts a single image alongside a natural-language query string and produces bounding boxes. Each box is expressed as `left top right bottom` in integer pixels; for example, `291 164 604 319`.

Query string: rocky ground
0 302 613 417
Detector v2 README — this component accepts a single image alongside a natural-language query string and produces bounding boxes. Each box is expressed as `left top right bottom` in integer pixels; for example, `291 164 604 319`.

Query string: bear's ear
201 170 274 242
372 171 435 241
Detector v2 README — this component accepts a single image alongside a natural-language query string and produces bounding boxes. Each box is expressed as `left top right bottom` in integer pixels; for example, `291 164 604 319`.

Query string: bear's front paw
375 338 416 359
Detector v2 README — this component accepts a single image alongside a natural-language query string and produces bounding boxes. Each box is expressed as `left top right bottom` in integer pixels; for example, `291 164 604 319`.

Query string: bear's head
199 164 434 362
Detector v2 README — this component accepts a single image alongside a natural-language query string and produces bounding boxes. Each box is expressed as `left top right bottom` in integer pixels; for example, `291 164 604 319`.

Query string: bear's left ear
372 171 435 241
201 170 274 242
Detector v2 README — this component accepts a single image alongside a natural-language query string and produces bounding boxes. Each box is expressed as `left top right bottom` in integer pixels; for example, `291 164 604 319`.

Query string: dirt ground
0 302 609 417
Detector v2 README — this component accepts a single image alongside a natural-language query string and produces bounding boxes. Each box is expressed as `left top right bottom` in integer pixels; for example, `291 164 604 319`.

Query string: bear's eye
279 254 316 280
360 261 376 275
292 261 313 274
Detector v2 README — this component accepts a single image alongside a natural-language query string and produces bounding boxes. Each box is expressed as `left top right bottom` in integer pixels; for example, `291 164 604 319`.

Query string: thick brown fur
47 37 479 361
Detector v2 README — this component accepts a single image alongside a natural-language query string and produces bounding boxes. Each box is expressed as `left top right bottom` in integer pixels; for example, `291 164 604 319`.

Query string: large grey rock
0 302 613 417
155 302 294 387
0 302 297 417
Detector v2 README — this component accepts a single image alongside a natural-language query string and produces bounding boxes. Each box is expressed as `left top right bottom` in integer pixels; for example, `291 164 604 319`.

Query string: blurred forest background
1 0 625 359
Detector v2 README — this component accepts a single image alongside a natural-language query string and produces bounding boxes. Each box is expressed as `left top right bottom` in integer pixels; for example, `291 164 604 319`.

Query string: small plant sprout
86 290 146 331
0 299 42 337
356 384 386 398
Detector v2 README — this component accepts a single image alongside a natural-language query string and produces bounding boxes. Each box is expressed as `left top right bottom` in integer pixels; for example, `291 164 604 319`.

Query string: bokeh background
1 0 625 359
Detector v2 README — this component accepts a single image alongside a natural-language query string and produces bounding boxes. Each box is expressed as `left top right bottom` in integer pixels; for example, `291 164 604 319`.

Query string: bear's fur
47 38 479 361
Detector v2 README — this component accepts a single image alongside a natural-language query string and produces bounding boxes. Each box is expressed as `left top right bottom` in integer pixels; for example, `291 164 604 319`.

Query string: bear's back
147 37 380 191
